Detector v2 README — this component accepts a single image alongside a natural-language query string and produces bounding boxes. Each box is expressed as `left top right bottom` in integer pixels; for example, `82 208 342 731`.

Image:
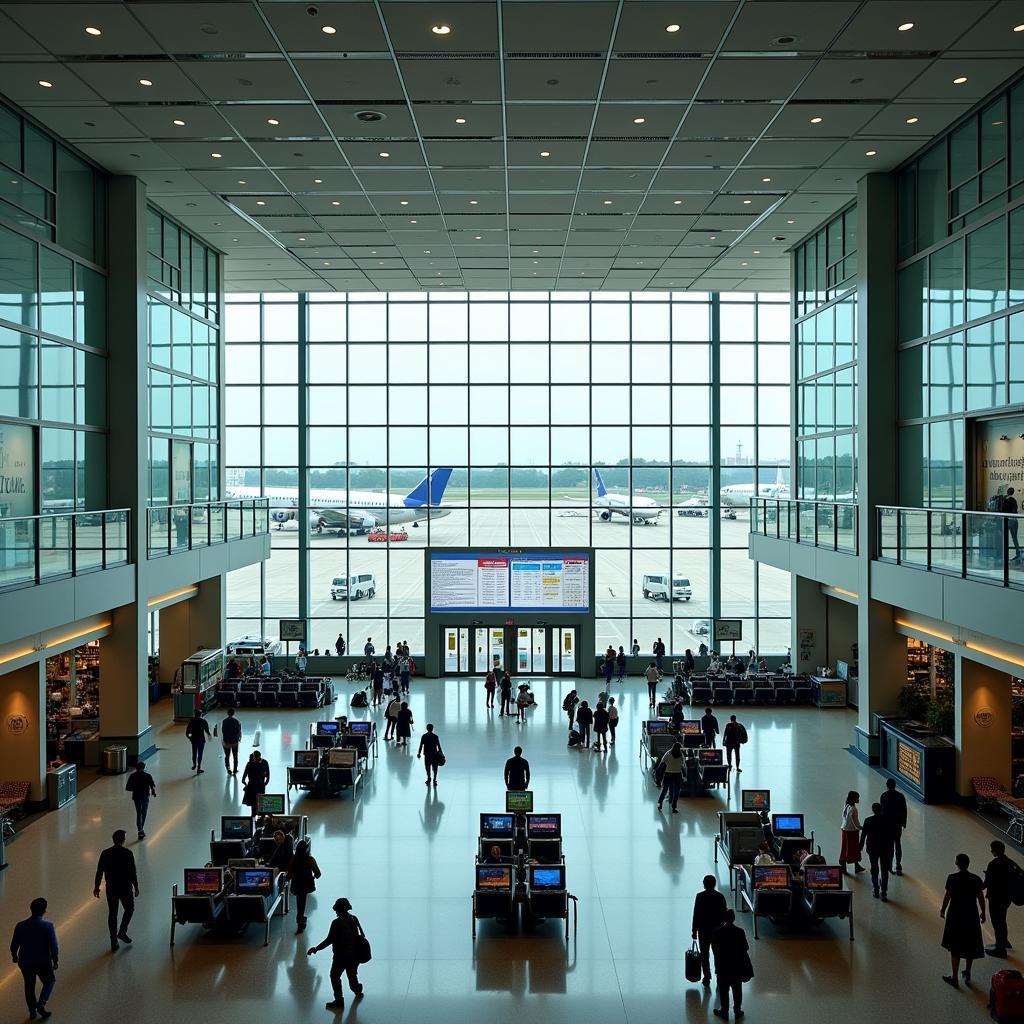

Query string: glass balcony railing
750 497 859 554
146 498 270 558
0 508 130 590
876 505 1024 589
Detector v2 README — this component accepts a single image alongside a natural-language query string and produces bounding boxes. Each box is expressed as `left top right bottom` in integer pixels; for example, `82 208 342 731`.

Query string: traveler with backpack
575 701 594 748
940 852 986 988
306 898 367 1011
722 715 747 771
607 697 619 746
363 637 375 658
711 910 753 1019
657 742 685 813
562 689 579 728
484 668 496 709
383 695 401 741
335 634 346 657
985 840 1021 957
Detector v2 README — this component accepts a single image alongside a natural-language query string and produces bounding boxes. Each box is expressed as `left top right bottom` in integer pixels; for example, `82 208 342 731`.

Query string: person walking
700 707 720 748
93 830 139 952
515 683 531 723
499 671 513 717
370 662 384 707
645 662 660 708
10 897 58 1020
653 637 666 672
286 838 321 935
383 694 401 741
657 742 685 813
124 761 156 840
396 701 414 748
691 875 727 988
607 697 619 746
880 777 908 875
631 638 640 657
504 746 530 791
839 790 866 874
417 723 445 786
683 648 695 677
722 715 746 772
484 668 496 709
185 709 211 774
593 702 610 751
1005 486 1021 561
616 645 626 683
576 701 594 748
603 648 614 689
242 750 270 808
711 909 753 1020
984 839 1018 957
859 802 895 901
307 898 366 1011
295 648 308 675
335 633 346 658
363 637 375 658
562 689 580 729
220 706 242 775
940 852 986 988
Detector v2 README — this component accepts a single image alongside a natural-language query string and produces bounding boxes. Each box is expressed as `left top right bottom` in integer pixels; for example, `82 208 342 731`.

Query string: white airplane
227 467 453 535
588 468 663 525
719 466 790 508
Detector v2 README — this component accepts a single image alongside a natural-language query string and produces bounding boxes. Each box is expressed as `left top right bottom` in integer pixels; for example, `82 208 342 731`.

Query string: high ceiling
3 1 1023 293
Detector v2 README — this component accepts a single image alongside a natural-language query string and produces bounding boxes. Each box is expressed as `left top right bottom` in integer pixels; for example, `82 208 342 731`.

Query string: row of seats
216 679 330 709
683 674 812 706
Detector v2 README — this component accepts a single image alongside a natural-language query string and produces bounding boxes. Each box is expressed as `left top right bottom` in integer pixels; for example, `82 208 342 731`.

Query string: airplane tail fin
403 467 453 507
593 468 607 498
775 465 786 488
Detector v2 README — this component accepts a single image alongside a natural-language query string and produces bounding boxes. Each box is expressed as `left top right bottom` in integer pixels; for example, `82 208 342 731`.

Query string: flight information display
430 553 590 612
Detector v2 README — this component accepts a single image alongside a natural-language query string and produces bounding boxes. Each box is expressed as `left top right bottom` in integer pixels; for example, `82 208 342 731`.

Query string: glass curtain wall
224 291 791 657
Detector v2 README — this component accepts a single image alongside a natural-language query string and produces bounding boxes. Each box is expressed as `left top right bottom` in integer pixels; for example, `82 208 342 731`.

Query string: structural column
157 578 225 685
956 655 1011 797
0 661 47 804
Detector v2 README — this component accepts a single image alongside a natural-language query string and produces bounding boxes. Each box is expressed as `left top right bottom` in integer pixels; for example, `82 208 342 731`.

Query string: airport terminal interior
3 1 1024 1021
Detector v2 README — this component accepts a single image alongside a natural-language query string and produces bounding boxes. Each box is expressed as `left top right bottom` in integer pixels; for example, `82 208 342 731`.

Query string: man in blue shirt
10 896 58 1019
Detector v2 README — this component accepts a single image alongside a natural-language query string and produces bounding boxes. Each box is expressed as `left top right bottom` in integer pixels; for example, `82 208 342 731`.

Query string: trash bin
102 745 128 775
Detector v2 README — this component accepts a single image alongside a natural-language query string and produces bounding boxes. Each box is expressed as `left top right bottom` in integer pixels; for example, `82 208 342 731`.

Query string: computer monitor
294 750 320 768
646 720 668 734
699 748 724 765
526 814 561 838
349 722 371 735
656 702 675 718
480 813 515 838
315 721 339 736
677 720 702 735
804 866 843 891
475 865 513 891
221 815 254 839
506 790 534 813
255 793 286 815
529 865 566 891
328 748 357 768
184 868 223 895
771 813 804 836
741 789 771 812
234 868 274 895
752 865 790 890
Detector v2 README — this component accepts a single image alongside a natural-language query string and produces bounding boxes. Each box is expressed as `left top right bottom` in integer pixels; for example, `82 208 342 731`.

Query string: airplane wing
561 495 588 502
314 506 383 530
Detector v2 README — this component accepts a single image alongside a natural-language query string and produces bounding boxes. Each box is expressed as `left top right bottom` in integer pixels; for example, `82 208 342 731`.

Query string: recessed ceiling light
673 199 682 205
172 118 186 126
865 149 877 157
256 200 265 206
666 23 681 33
742 199 752 204
323 262 330 266
331 201 340 206
211 152 222 158
410 219 417 223
322 25 336 34
786 219 794 224
469 199 478 205
38 80 53 88
953 76 968 84
603 200 612 205
313 178 323 184
455 117 466 124
237 180 247 185
810 116 823 124
232 238 238 243
633 116 646 124
753 250 761 254
379 151 390 158
762 176 771 182
267 118 279 126
431 24 451 35
532 250 539 254
424 250 431 254
400 200 409 205
299 237 306 241
474 235 482 240
898 22 914 31
1015 24 1024 32
709 235 716 240
906 116 919 124
741 261 748 267
139 79 153 87
540 150 550 157
85 26 102 36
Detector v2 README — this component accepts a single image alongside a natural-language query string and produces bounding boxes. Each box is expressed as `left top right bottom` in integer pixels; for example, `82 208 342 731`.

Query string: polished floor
0 678 1009 1022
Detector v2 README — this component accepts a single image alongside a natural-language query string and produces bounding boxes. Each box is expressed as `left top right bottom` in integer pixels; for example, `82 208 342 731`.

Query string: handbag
435 753 447 767
684 940 703 983
355 922 372 964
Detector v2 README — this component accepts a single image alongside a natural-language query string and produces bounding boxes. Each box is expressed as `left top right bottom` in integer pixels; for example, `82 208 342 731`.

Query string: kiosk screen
315 722 338 736
752 865 790 890
294 750 320 768
480 814 514 838
804 866 843 890
699 748 724 765
475 865 512 891
645 720 668 734
677 721 702 735
235 868 274 895
526 814 561 837
741 789 770 812
349 722 371 735
771 814 804 836
530 865 566 890
505 790 534 813
221 816 254 839
255 794 286 815
184 868 223 895
328 748 357 768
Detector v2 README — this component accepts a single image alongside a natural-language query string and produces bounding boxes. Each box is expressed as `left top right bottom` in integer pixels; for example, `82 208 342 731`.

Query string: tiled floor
0 677 1009 1021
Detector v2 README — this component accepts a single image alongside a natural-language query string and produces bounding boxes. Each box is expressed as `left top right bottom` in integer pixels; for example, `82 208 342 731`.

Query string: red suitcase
990 969 1024 1022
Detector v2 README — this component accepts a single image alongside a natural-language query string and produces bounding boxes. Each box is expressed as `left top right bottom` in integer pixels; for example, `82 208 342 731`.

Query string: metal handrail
0 507 131 591
876 504 1024 590
146 497 270 558
749 496 859 554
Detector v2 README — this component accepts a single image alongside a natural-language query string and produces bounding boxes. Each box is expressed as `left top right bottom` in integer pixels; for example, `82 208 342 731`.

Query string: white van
642 574 692 601
226 634 282 658
331 572 376 600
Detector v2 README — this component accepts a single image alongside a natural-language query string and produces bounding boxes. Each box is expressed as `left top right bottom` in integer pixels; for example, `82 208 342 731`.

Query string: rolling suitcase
685 940 702 984
991 969 1024 1022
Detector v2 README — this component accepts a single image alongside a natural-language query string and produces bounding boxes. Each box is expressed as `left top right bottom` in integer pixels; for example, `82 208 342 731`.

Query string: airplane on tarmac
718 466 790 507
226 467 453 536
579 468 663 524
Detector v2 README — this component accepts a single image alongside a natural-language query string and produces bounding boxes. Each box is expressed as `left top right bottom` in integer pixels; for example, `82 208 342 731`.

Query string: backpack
351 690 368 708
738 724 749 745
568 729 581 747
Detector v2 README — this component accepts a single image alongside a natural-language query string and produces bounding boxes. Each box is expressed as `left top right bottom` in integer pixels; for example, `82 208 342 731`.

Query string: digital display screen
772 814 804 835
316 722 339 735
480 814 514 837
294 750 320 768
430 552 590 612
476 865 512 890
804 866 843 890
526 814 561 837
677 721 702 735
349 722 371 735
530 866 566 890
753 866 790 890
742 790 771 812
896 741 922 786
235 869 273 895
646 720 668 734
184 868 222 895
328 748 356 767
256 794 286 815
699 748 723 765
221 816 254 839
506 790 534 813
657 702 676 718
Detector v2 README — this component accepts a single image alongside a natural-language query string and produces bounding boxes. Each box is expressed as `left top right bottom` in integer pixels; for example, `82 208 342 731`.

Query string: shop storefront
46 642 101 765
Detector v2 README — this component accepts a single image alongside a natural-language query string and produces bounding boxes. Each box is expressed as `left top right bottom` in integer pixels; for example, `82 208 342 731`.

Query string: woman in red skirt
839 790 866 872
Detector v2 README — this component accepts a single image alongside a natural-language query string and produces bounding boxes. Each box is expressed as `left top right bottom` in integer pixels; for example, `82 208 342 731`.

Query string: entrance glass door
555 627 576 673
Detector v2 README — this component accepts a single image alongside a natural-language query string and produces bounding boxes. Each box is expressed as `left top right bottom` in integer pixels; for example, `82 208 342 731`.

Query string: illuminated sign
896 741 922 787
